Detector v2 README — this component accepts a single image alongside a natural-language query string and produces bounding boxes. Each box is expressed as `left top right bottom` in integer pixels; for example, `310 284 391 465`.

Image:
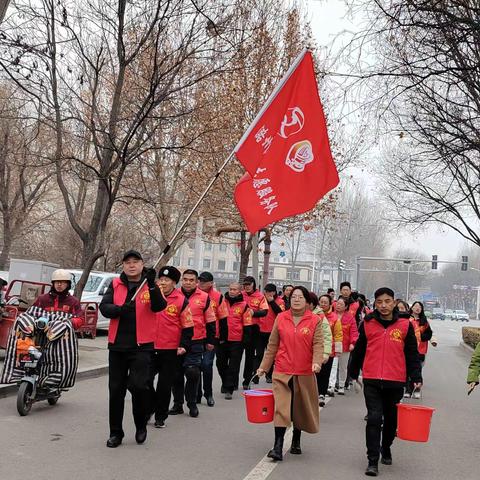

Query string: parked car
70 270 119 329
432 307 445 320
444 309 454 320
453 309 469 322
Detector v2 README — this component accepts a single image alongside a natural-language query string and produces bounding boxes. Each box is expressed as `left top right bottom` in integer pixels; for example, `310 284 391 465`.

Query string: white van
70 270 119 329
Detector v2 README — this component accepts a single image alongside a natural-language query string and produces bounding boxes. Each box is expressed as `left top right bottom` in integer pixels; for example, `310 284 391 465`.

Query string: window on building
292 270 300 280
203 258 211 269
269 268 274 277
172 256 180 266
204 243 213 251
219 244 227 252
233 261 240 272
187 257 195 266
217 260 226 271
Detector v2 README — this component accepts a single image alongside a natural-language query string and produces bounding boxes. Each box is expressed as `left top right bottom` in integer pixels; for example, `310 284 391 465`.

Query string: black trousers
197 349 216 398
150 349 178 422
108 349 152 437
364 382 404 462
172 343 204 407
216 341 244 394
316 356 334 395
243 324 260 385
256 332 273 380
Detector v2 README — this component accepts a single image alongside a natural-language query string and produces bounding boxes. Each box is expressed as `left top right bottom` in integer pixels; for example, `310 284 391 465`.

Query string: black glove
145 267 157 288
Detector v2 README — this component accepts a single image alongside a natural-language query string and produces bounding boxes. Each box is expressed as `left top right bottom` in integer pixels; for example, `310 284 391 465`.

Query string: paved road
0 319 478 480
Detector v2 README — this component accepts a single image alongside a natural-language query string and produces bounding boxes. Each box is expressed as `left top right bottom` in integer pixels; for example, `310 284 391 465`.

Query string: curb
0 363 108 399
459 341 474 353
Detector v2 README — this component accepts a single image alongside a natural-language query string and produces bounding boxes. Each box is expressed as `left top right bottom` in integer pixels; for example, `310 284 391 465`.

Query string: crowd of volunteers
5 248 480 478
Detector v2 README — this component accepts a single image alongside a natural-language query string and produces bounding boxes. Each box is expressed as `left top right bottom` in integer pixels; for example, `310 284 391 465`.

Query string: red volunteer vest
186 288 211 341
108 278 157 345
410 317 429 355
362 317 410 382
260 297 285 333
339 312 357 351
155 288 187 349
275 310 320 375
206 287 224 338
226 299 249 342
243 290 267 325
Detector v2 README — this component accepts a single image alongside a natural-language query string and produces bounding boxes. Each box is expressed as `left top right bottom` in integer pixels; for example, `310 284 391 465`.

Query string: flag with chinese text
234 50 339 233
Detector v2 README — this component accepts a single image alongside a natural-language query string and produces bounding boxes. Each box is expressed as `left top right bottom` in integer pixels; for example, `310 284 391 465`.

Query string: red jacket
184 288 216 342
410 317 430 356
243 289 268 325
108 278 156 344
34 291 83 330
260 297 285 333
204 287 228 338
362 317 410 382
274 310 320 375
155 288 193 349
224 296 252 342
338 312 359 352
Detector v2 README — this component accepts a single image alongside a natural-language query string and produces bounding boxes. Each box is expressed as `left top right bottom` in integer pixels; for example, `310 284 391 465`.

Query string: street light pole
406 263 412 302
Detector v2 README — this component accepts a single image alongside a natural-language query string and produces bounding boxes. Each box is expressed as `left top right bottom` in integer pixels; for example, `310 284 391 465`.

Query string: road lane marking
242 397 332 480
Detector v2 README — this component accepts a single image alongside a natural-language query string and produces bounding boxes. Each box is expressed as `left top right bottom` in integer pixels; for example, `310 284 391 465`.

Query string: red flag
234 50 339 233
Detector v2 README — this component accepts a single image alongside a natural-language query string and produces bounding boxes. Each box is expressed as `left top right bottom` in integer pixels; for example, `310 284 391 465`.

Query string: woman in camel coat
257 286 324 461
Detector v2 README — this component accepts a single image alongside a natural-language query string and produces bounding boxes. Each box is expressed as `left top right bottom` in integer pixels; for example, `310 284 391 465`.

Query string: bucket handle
247 373 259 390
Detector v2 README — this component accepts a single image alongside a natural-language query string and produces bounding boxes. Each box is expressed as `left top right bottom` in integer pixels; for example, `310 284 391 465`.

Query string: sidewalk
0 331 109 398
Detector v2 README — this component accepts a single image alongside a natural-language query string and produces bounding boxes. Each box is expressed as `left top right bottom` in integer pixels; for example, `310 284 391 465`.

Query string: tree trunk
239 231 253 281
0 223 12 270
262 229 272 288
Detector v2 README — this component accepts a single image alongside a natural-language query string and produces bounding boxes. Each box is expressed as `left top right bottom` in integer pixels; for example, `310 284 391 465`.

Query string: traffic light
339 259 346 270
431 255 438 270
461 256 468 271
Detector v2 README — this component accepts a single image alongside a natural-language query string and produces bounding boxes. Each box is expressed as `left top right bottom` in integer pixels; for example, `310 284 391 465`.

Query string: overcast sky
304 0 468 263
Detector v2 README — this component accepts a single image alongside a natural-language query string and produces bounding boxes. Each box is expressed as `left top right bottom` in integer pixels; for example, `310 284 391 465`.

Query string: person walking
170 269 216 416
197 271 228 405
281 284 294 310
151 266 193 428
256 283 285 383
316 294 343 399
100 250 166 448
309 292 332 407
257 286 323 461
242 276 268 389
216 282 253 399
331 296 358 395
349 287 422 476
406 301 433 399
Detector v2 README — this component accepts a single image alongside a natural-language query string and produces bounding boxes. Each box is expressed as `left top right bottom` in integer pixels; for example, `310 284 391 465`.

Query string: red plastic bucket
396 403 435 442
243 389 274 423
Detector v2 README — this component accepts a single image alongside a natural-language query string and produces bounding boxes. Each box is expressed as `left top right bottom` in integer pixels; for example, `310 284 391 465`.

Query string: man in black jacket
100 250 166 448
349 287 422 477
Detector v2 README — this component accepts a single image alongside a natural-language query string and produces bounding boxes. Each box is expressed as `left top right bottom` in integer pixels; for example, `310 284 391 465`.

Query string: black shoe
381 447 392 465
242 383 249 390
267 444 283 461
365 462 379 476
221 386 227 394
206 395 215 407
266 377 272 384
154 420 166 428
106 435 123 448
188 405 199 417
168 404 184 415
290 428 302 454
135 428 147 444
225 392 233 400
196 397 202 404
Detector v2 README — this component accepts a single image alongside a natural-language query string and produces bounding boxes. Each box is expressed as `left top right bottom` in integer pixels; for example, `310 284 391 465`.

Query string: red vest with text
225 299 250 342
187 288 215 341
108 278 157 344
275 310 320 375
260 297 285 333
362 317 410 382
206 287 226 338
155 288 187 349
410 317 429 355
243 289 267 325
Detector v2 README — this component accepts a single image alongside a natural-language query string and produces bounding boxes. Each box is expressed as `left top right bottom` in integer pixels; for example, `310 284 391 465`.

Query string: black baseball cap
122 250 143 262
198 272 214 282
